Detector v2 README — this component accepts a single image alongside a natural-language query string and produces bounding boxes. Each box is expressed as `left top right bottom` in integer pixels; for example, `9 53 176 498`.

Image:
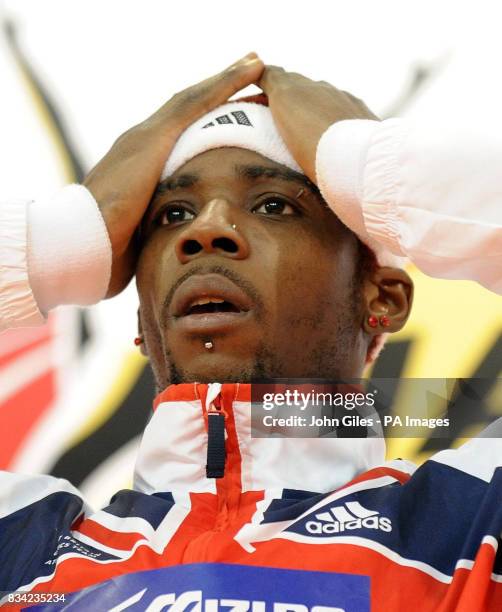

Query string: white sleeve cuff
315 118 408 267
0 200 45 331
27 184 112 314
360 118 409 256
315 119 381 242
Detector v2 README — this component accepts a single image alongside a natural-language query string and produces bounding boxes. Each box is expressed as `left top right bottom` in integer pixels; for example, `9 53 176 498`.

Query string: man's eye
157 205 195 226
253 197 296 215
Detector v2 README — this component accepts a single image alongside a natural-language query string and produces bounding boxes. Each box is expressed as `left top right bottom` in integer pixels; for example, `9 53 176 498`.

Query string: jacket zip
203 384 242 534
206 394 226 479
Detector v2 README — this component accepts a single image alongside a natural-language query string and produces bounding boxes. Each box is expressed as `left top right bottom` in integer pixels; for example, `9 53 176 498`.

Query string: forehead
156 148 317 194
171 147 280 173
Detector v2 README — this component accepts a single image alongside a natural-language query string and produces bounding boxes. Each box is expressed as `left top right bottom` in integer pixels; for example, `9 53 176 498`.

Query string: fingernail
239 52 258 62
243 57 261 66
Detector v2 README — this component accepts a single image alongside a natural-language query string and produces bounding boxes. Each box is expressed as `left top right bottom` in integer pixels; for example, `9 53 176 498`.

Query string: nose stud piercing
230 224 237 230
204 341 214 350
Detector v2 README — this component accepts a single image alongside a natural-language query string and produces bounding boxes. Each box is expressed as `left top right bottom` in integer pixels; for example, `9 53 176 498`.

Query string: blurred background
0 0 501 509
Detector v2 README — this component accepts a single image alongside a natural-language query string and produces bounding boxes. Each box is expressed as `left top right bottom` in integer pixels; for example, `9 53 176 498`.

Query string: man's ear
137 309 148 357
361 267 413 334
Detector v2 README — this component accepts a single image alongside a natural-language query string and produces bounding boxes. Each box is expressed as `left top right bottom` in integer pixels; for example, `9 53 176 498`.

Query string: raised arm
260 66 502 294
0 54 264 332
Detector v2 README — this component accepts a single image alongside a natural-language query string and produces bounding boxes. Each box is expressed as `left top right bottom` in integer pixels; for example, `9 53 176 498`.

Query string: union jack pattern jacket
1 382 501 611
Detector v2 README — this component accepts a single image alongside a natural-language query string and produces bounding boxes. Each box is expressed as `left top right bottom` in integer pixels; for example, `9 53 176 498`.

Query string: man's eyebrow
235 164 321 197
155 173 199 194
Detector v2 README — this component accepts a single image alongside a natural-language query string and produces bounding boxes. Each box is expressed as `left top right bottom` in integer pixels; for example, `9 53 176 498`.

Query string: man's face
136 147 370 389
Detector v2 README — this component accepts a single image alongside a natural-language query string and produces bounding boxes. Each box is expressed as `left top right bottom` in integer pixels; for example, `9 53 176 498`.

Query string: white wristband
27 184 112 314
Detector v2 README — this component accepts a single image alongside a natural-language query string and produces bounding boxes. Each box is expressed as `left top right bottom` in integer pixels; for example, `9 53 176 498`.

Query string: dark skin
136 148 413 390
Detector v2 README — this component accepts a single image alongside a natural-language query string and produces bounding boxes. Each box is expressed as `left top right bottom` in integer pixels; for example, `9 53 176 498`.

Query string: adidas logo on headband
202 110 253 128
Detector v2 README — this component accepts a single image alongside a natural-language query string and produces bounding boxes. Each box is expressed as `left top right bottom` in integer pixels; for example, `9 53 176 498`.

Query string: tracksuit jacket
1 382 501 610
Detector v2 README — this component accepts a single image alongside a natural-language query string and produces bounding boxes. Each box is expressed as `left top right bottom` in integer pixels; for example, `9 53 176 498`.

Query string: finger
258 65 287 92
191 53 265 112
259 66 315 94
227 51 260 69
153 53 264 126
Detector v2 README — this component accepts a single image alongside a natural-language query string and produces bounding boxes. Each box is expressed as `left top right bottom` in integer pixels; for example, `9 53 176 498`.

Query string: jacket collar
133 383 386 497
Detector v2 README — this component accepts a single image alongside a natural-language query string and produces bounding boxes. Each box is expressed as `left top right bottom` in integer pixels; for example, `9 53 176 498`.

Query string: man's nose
175 199 250 264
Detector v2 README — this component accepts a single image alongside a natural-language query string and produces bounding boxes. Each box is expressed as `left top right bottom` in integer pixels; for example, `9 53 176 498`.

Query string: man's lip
170 274 253 319
171 310 251 335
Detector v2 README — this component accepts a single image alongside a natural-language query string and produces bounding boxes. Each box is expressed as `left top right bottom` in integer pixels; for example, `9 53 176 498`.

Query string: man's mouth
184 297 241 316
169 273 253 334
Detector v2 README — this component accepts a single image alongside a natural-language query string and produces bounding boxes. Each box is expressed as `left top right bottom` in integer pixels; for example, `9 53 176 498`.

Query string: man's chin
167 353 259 386
163 330 269 385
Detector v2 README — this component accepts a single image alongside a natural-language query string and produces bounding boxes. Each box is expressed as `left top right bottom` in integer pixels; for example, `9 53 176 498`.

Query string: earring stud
367 315 378 328
134 336 143 346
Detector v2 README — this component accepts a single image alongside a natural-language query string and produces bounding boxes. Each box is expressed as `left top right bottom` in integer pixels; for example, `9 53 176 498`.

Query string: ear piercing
367 315 391 329
134 336 144 346
204 341 214 350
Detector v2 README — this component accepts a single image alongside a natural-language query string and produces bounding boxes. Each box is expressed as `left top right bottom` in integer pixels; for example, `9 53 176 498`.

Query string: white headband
162 101 301 179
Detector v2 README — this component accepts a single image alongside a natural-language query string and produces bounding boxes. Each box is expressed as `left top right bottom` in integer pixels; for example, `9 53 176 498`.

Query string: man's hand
259 67 378 182
84 53 264 297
